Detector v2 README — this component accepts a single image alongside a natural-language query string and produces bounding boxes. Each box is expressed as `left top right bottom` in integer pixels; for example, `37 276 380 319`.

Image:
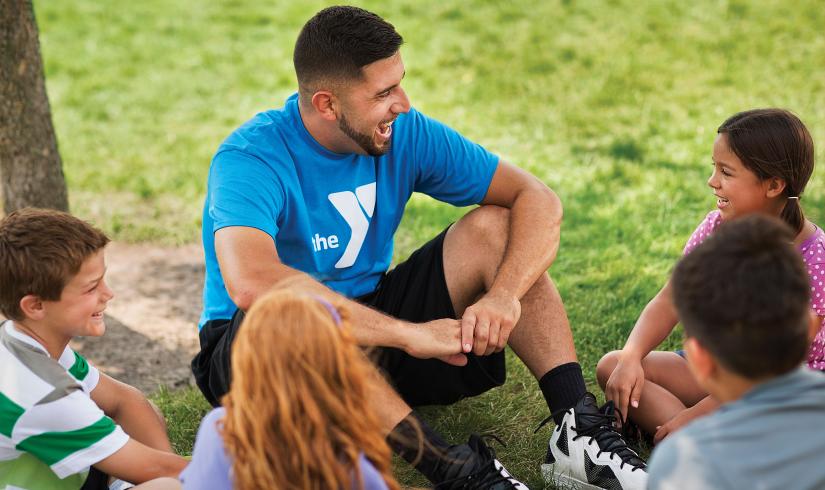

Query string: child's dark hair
0 208 109 320
671 215 810 378
293 6 403 101
717 108 814 234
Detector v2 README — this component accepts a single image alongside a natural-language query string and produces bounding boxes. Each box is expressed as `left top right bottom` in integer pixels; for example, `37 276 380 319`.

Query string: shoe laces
435 434 517 489
534 401 646 472
572 401 646 472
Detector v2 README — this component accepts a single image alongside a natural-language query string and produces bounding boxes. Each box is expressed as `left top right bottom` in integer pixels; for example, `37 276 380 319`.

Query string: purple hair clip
312 295 342 326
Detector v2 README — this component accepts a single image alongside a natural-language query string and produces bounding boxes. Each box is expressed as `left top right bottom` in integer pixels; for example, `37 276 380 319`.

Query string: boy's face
41 250 113 338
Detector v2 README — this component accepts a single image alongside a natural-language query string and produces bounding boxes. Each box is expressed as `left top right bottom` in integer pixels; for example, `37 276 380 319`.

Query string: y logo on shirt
321 182 376 269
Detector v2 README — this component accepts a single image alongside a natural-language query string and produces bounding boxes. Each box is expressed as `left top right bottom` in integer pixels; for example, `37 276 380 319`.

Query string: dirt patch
69 242 204 394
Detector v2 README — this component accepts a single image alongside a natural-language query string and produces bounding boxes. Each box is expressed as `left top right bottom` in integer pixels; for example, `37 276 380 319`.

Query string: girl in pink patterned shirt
596 108 824 444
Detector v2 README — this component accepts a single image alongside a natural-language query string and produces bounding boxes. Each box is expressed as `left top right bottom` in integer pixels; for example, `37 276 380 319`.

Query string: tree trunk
0 0 68 213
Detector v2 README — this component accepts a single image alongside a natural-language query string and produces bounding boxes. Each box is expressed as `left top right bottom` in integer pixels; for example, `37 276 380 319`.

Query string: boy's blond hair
0 208 109 320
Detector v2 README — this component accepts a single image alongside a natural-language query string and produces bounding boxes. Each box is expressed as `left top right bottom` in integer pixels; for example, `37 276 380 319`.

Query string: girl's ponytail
781 195 805 235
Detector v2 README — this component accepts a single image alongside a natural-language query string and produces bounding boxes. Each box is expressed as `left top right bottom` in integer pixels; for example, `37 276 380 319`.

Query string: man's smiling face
335 52 411 156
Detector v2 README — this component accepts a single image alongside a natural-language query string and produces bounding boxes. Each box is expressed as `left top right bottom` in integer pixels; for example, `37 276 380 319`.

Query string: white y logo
327 182 375 269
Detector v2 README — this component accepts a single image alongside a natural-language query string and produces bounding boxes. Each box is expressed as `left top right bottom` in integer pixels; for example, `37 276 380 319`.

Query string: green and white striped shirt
0 321 128 489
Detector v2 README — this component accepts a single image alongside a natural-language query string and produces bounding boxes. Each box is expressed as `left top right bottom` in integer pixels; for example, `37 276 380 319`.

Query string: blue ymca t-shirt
200 93 499 326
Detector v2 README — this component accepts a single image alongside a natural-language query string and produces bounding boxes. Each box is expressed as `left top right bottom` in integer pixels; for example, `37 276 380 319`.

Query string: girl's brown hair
717 108 815 234
221 279 399 490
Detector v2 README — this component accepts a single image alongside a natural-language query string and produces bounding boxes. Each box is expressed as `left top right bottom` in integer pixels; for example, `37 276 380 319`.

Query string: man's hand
461 291 521 356
604 356 645 423
402 318 467 366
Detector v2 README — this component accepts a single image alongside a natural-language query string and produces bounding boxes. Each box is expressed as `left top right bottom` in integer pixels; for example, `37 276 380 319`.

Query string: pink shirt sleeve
802 227 825 371
801 239 825 316
683 211 723 256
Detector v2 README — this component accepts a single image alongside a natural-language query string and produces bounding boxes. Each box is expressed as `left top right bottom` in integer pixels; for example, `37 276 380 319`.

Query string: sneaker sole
541 463 603 490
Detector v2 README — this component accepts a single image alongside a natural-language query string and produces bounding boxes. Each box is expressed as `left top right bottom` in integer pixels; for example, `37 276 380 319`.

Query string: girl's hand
654 407 697 443
604 356 645 423
654 396 719 443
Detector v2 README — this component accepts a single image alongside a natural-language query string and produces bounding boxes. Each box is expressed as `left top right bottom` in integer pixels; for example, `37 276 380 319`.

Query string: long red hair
221 281 399 490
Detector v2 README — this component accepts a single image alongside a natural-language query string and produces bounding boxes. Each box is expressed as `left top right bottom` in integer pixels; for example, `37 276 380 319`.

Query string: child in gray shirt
647 215 825 490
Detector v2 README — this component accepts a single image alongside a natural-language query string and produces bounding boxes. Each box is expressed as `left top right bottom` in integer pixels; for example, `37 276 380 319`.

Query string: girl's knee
596 350 621 388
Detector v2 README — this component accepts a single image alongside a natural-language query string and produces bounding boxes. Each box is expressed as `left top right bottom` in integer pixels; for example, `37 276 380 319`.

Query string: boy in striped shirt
0 209 186 489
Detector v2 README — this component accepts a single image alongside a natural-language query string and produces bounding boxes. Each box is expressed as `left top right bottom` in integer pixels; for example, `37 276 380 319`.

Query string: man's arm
480 160 562 298
215 226 467 365
459 160 562 353
91 373 173 452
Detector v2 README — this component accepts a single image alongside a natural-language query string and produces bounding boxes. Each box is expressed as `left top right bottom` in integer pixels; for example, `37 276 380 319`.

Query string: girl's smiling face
707 133 784 220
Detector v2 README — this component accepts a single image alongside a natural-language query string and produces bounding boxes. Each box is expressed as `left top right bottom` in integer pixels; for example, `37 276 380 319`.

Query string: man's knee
596 350 621 389
455 205 510 254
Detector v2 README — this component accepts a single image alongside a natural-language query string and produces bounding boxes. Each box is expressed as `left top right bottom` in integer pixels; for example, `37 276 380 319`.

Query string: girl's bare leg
597 351 707 435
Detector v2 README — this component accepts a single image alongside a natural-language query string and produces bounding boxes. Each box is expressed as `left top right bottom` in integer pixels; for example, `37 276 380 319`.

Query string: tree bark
0 0 69 212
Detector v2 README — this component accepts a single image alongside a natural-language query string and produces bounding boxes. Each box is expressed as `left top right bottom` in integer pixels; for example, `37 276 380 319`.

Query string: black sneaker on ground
434 434 529 490
620 417 654 454
540 393 647 490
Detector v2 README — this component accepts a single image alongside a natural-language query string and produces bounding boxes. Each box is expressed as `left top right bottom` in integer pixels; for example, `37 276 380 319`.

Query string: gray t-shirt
648 367 825 490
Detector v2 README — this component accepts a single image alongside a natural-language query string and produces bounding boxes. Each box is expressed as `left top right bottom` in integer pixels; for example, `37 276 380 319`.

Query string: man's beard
338 113 391 156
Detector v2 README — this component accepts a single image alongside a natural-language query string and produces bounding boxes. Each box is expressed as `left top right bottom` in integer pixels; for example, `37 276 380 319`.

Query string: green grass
35 0 825 487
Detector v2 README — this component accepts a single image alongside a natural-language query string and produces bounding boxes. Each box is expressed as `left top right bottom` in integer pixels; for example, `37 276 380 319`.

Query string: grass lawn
36 0 825 487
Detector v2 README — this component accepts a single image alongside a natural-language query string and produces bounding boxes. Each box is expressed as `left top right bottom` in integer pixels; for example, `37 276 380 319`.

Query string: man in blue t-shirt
192 6 646 490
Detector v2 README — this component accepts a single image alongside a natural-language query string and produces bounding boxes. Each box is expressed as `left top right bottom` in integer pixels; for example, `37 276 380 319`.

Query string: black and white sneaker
435 434 529 489
540 393 647 490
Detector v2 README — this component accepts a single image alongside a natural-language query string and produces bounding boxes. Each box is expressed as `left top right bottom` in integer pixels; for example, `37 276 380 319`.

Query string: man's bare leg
442 205 577 378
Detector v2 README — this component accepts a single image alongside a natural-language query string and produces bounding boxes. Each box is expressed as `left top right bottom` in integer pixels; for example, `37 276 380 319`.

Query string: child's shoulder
698 210 723 230
0 320 100 403
684 211 722 255
801 221 825 263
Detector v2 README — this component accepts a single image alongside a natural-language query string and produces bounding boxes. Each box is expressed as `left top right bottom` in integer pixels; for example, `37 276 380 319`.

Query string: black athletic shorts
191 226 506 407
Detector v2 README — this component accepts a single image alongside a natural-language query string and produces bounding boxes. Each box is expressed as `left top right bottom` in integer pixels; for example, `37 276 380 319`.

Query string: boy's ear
684 337 716 384
19 295 46 321
765 177 787 198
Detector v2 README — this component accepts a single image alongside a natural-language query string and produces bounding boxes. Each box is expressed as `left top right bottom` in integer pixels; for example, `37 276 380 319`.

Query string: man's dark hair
671 215 810 379
293 6 403 100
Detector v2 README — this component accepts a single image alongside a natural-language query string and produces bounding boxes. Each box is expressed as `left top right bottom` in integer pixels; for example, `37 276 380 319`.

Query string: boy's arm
605 280 680 419
91 373 173 452
94 438 188 484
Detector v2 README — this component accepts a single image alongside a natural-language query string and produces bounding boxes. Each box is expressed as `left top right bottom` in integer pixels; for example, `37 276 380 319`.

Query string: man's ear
765 177 787 199
310 90 338 121
808 311 822 344
684 337 716 384
19 295 46 321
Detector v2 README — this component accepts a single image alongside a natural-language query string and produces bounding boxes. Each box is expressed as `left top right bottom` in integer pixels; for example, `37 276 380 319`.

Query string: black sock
539 362 588 424
387 412 452 483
